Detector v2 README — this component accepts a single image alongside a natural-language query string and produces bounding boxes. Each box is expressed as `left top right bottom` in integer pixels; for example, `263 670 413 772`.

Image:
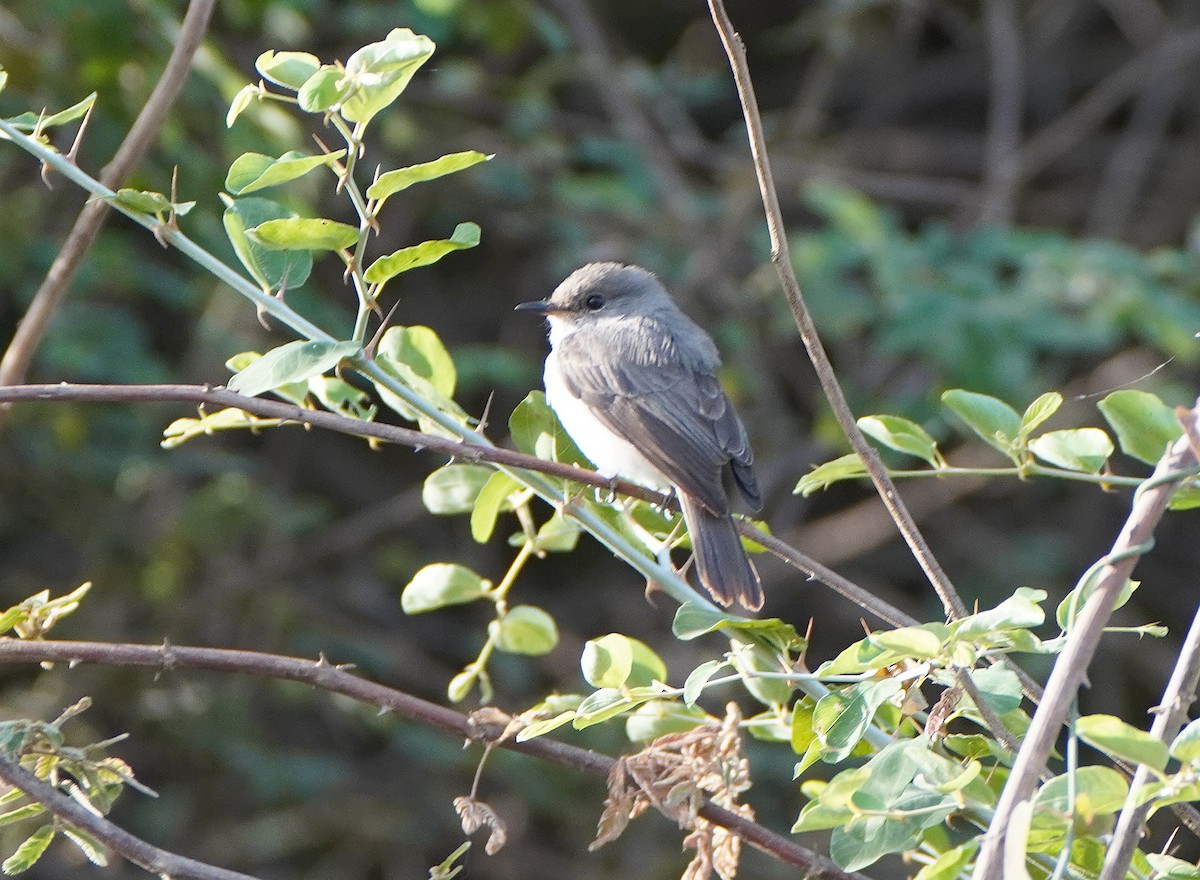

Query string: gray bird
516 262 763 610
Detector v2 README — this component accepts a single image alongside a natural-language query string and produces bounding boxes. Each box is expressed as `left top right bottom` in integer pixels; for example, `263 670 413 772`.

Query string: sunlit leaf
1076 714 1168 772
1098 390 1182 465
422 464 493 515
1028 428 1113 474
221 196 312 290
225 150 345 195
227 340 359 397
942 389 1021 456
248 217 359 252
364 222 481 287
255 50 321 90
490 605 558 655
2 824 54 874
470 471 521 543
401 563 491 613
340 28 436 125
858 415 942 467
795 453 867 496
368 151 492 205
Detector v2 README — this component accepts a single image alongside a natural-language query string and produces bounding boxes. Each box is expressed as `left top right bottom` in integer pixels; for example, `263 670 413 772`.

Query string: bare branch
0 638 863 879
0 0 216 412
0 753 262 880
705 0 968 621
0 382 908 625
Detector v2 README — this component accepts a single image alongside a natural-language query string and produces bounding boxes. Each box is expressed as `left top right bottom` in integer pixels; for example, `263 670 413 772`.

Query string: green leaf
954 587 1046 638
0 804 44 827
227 340 359 397
1076 714 1168 772
1019 392 1063 440
1057 576 1137 631
225 150 345 196
377 326 456 399
509 391 557 459
795 453 867 495
582 635 666 689
226 84 258 128
470 471 521 543
340 28 436 125
249 217 359 252
255 50 321 90
1098 390 1182 465
1146 854 1200 879
491 605 558 655
368 151 493 205
364 223 481 286
531 511 580 553
60 827 106 867
4 92 96 132
422 464 493 515
516 711 577 742
671 602 742 640
683 660 727 707
222 196 313 291
942 389 1022 456
0 69 7 97
296 65 349 112
110 188 193 217
401 563 491 613
624 701 707 742
867 626 944 660
1029 428 1114 474
813 678 902 761
1035 766 1128 817
964 663 1024 717
2 824 54 874
913 843 978 880
1170 718 1200 763
857 415 942 467
573 689 635 729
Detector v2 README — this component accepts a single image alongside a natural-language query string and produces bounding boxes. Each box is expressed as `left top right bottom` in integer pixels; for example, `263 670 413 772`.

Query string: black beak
514 299 553 314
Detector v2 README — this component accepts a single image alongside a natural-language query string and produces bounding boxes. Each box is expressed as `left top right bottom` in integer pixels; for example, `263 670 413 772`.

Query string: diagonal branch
705 0 968 621
0 381 909 626
0 753 261 880
0 637 865 880
0 0 216 419
970 401 1200 880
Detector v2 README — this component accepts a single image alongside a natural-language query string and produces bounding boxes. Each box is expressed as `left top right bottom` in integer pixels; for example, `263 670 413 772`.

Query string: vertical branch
971 409 1200 880
0 0 216 419
705 0 968 620
975 0 1024 226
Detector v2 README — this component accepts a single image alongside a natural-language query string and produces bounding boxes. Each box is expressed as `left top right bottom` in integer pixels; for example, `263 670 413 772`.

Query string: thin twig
971 402 1200 880
0 638 864 880
1098 600 1200 879
705 0 968 621
0 0 216 414
0 381 903 624
0 753 261 880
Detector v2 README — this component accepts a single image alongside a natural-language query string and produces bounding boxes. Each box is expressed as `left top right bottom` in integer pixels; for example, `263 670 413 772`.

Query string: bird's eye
584 294 605 311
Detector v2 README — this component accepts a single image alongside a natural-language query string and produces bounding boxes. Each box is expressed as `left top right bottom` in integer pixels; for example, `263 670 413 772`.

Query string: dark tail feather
679 494 763 611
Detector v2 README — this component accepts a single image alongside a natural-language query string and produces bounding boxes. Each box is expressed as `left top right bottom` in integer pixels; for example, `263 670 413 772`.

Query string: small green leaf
954 587 1046 638
813 678 902 761
942 389 1022 455
516 711 577 741
227 340 359 397
111 188 172 215
795 453 867 495
422 464 493 515
0 804 44 827
1035 766 1128 816
377 326 456 399
225 149 345 195
531 510 580 553
0 69 8 97
340 28 436 125
296 65 349 112
1019 392 1063 439
491 605 558 655
364 222 481 286
913 842 977 880
60 827 106 867
255 50 321 90
401 563 491 613
470 471 521 543
1029 428 1114 474
226 84 258 127
624 701 707 742
1057 576 1138 631
368 151 493 204
683 660 727 707
1170 718 1200 763
857 415 942 467
249 217 359 252
572 689 635 729
582 635 666 689
1098 390 1182 465
509 391 557 459
4 93 96 132
1146 853 1200 879
866 625 943 660
447 669 478 703
671 602 741 640
2 824 54 874
1076 714 1169 772
222 196 313 291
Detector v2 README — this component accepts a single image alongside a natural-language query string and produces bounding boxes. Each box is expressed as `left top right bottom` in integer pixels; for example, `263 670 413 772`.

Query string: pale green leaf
248 217 359 251
225 149 345 195
470 471 521 543
491 605 558 655
1077 714 1168 772
255 50 321 90
1029 428 1114 474
422 464 493 515
1019 392 1063 439
858 415 942 467
368 151 492 204
221 196 312 290
296 65 348 112
582 635 666 689
364 222 481 286
227 340 359 397
341 28 436 125
942 389 1021 455
1098 390 1182 465
2 824 54 874
401 563 491 613
795 453 867 495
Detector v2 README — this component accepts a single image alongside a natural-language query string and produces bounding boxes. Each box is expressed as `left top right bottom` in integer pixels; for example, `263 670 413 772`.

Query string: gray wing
556 318 759 514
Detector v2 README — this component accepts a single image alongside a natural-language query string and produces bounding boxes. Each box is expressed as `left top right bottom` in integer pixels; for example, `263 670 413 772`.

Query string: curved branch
0 0 217 405
0 753 261 880
0 382 907 626
0 638 864 880
705 0 968 621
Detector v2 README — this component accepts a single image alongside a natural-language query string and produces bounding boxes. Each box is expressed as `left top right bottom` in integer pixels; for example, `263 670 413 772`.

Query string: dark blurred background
2 0 1200 877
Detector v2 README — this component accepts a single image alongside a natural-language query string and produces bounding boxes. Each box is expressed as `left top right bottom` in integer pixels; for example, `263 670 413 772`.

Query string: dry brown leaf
453 795 508 855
